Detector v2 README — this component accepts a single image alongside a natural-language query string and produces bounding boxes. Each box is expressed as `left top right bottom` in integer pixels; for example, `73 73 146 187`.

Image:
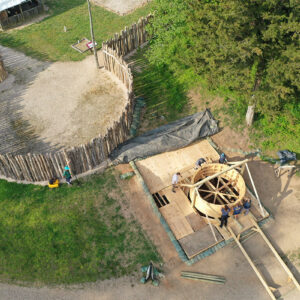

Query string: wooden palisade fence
102 15 152 56
0 17 150 183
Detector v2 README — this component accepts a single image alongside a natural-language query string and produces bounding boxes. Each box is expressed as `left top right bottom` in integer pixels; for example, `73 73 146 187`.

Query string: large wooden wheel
189 163 246 219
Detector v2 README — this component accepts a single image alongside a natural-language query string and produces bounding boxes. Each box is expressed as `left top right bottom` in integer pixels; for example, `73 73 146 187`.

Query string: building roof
0 0 27 12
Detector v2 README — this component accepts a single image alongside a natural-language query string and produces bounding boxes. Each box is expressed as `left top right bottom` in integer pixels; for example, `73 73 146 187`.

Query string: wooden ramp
228 217 300 300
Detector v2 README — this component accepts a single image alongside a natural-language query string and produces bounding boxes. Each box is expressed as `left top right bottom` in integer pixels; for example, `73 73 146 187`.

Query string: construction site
117 138 300 300
0 1 299 300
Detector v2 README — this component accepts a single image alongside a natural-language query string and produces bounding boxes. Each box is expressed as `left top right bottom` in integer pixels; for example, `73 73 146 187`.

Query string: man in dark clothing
194 158 206 170
219 153 227 164
220 205 231 228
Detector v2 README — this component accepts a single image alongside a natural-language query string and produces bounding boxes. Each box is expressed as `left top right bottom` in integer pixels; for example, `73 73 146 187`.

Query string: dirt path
92 0 150 15
0 46 127 154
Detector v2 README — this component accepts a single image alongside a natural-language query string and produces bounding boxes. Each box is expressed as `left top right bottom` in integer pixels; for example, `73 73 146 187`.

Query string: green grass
0 170 160 284
0 0 153 61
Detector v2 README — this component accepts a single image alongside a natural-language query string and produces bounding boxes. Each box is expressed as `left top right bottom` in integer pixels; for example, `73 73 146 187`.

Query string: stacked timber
0 56 7 82
181 271 226 284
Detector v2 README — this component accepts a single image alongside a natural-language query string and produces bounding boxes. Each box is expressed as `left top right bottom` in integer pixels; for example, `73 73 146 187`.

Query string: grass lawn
0 0 153 61
0 170 160 284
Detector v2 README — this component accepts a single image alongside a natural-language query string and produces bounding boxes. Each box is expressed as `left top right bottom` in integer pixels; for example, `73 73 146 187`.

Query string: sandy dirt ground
92 0 151 15
0 128 299 300
0 46 127 154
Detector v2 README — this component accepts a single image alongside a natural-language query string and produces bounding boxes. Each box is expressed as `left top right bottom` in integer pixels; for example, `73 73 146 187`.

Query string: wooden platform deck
158 188 201 240
136 140 220 194
135 140 270 258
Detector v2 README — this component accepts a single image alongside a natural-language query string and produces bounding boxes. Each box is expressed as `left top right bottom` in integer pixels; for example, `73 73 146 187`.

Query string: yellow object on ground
48 179 59 189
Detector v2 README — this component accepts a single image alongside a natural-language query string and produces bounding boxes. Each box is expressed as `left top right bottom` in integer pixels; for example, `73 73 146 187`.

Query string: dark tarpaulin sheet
110 109 219 163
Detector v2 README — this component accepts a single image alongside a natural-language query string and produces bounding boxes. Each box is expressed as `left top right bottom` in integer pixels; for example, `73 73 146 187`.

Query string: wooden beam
250 217 300 290
205 180 230 204
179 159 249 189
213 177 220 204
191 189 197 208
240 164 246 175
245 163 265 216
228 227 276 300
218 177 238 198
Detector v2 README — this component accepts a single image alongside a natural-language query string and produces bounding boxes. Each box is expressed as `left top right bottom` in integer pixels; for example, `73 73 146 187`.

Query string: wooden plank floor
160 204 194 239
136 140 220 193
158 188 206 240
179 226 223 258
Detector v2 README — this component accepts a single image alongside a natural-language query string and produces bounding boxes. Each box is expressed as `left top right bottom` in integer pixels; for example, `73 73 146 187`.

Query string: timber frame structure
131 140 300 299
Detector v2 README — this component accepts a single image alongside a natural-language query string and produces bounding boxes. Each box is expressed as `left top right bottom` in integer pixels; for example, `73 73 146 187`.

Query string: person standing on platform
194 158 206 170
219 153 227 164
233 204 242 219
220 205 231 228
172 172 182 193
243 198 251 215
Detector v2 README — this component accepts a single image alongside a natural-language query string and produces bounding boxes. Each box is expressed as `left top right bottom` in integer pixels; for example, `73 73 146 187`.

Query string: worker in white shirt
172 172 182 193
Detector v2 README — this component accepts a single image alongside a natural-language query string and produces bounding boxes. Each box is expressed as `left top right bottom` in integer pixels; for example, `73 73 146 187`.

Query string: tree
148 0 300 128
188 0 299 125
146 0 191 78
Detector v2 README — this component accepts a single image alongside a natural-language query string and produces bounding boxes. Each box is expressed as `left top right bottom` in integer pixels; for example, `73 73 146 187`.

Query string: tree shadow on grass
127 48 189 132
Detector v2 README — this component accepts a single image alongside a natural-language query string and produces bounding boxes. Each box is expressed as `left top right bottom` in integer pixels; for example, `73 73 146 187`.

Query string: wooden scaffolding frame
229 216 300 299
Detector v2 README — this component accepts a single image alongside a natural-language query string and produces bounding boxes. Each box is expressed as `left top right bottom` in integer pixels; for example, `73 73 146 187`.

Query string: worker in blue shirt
220 205 231 228
243 198 251 215
233 204 242 219
194 158 206 170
